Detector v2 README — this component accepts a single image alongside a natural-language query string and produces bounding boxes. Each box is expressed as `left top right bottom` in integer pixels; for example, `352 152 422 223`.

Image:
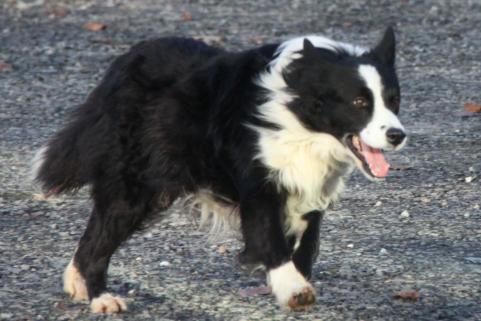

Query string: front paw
268 261 316 311
287 286 315 311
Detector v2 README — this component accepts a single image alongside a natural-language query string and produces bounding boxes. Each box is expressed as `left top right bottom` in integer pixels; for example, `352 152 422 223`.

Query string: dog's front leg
239 184 315 311
292 210 323 279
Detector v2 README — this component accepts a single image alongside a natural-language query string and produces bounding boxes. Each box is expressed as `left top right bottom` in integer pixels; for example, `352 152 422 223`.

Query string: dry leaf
393 290 420 301
83 22 107 32
0 61 11 72
181 11 193 21
464 102 481 113
47 5 69 18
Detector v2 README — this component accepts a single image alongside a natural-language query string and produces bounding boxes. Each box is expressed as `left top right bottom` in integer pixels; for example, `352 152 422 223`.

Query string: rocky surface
1 1 480 320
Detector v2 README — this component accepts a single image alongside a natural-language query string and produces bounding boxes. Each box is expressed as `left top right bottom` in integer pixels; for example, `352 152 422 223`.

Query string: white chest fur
254 121 353 242
251 59 355 244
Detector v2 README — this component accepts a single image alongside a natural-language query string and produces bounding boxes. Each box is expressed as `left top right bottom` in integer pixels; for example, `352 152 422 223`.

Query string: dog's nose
386 128 406 146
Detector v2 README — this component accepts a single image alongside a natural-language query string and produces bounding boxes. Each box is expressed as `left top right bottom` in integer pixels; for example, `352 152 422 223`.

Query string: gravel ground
1 1 481 320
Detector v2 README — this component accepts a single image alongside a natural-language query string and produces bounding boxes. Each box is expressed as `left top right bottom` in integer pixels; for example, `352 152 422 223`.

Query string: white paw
90 293 128 313
268 261 315 311
63 258 88 301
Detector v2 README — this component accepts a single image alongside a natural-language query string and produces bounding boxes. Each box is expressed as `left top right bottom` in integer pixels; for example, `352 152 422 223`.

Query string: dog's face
283 28 406 180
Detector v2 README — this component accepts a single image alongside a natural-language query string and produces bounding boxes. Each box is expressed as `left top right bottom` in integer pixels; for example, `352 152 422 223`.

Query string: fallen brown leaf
464 102 481 113
46 5 69 18
181 11 193 21
393 290 420 301
83 22 107 32
0 61 11 72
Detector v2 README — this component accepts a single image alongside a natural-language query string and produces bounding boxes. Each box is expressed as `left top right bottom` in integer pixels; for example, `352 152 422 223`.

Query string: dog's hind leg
63 251 89 302
64 178 175 313
291 211 323 279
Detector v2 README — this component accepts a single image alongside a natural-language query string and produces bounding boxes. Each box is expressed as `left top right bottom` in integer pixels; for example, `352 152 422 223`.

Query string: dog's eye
352 97 369 108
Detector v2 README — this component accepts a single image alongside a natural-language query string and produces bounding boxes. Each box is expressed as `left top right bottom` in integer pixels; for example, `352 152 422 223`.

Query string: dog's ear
372 26 396 66
303 38 316 54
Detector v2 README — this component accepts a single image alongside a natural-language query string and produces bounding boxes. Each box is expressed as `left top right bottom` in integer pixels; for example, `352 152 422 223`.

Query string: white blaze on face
357 65 405 151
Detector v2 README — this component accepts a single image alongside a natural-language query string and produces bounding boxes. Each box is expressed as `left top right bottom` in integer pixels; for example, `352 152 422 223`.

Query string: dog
33 27 406 313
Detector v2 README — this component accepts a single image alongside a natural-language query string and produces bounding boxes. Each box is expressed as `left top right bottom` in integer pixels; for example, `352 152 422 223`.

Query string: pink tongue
360 140 390 177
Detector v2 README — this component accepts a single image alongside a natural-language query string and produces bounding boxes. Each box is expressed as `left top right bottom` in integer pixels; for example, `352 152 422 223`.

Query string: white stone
400 210 410 218
159 261 171 267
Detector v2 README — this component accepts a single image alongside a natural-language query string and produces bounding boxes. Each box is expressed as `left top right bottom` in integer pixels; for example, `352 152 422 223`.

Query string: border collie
33 27 406 313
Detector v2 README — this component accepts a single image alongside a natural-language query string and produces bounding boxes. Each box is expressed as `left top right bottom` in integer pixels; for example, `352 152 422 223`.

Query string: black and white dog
33 28 406 313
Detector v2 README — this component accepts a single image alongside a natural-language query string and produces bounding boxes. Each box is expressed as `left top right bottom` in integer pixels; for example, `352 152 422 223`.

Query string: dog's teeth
352 136 360 149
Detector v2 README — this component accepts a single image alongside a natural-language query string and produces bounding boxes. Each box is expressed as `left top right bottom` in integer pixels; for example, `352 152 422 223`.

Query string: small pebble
159 261 171 267
400 210 410 218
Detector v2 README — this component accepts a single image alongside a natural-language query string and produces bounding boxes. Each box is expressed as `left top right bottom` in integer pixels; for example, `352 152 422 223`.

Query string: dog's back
33 37 222 195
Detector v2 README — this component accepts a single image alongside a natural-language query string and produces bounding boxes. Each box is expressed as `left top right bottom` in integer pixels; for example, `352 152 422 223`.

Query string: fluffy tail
32 110 103 195
32 46 142 195
32 37 222 196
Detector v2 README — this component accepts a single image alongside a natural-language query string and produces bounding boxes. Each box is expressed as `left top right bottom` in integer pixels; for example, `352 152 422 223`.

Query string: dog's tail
31 49 148 196
31 100 112 196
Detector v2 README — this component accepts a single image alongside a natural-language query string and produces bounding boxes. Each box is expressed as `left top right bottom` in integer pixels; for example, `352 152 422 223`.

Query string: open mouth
345 135 390 179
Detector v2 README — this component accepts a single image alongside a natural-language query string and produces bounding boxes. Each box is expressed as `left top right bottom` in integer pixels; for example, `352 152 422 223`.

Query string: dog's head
269 28 406 180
